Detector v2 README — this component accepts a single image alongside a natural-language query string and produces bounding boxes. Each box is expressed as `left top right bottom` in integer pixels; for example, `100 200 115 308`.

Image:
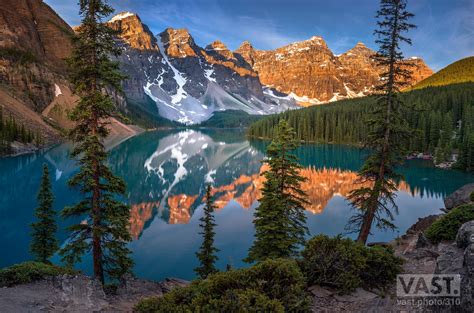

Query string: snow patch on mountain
109 12 135 23
156 36 188 105
54 84 62 97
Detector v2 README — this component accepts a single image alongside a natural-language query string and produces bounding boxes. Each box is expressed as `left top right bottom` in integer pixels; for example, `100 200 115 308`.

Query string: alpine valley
0 0 433 135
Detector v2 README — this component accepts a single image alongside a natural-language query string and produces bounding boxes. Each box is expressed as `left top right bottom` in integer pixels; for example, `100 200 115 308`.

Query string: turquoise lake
1 129 473 281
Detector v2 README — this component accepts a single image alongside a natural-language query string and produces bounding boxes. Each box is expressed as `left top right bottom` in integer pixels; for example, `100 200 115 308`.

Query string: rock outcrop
0 0 74 112
444 183 474 210
0 274 189 312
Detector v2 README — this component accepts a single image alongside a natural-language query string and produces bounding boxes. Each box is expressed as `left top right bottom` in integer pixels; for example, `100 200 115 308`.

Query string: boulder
406 215 440 234
444 183 474 210
456 221 474 249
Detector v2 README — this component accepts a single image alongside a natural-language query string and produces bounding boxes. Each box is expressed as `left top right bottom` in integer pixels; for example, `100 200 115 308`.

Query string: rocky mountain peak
160 28 198 58
235 41 257 66
403 57 434 85
107 12 157 51
342 42 375 57
205 40 234 60
297 36 329 49
236 41 254 51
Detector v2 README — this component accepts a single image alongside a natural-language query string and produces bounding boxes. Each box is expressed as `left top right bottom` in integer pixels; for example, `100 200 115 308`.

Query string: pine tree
246 119 309 263
195 185 219 279
60 0 132 284
31 164 58 263
347 0 415 244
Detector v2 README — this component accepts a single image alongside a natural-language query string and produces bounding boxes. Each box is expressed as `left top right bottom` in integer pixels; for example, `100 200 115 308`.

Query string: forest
248 83 474 171
0 106 41 155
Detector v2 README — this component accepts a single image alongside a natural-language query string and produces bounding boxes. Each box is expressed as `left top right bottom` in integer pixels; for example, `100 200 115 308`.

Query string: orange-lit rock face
160 28 199 58
129 201 160 239
235 39 433 103
168 194 198 224
203 41 257 78
106 13 158 51
403 58 434 86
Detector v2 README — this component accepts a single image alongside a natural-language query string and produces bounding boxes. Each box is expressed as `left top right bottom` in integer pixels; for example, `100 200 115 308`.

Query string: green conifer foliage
246 119 309 263
347 0 416 244
31 164 58 263
60 0 132 284
195 185 219 279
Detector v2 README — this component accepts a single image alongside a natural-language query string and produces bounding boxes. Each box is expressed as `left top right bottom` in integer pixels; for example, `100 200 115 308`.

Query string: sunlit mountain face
1 129 473 279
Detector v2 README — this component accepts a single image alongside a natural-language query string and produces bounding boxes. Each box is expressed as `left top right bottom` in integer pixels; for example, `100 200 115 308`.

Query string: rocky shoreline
0 274 189 312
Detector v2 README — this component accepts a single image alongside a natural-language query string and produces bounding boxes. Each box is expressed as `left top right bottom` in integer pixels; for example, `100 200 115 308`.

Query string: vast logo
397 274 461 297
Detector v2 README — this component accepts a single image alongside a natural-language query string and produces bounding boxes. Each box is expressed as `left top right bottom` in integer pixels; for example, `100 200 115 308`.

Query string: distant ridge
413 56 474 90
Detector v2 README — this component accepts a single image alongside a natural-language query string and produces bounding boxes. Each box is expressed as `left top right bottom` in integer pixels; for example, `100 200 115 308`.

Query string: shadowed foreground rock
311 215 473 312
0 274 188 312
444 183 474 210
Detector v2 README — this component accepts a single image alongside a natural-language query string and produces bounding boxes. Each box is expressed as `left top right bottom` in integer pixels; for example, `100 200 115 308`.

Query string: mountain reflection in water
112 129 457 240
1 129 473 279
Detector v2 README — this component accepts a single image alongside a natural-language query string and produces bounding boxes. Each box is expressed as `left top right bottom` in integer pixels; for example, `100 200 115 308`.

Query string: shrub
0 262 77 287
360 246 403 291
470 191 474 202
300 235 403 294
425 204 474 243
135 258 310 312
300 235 366 294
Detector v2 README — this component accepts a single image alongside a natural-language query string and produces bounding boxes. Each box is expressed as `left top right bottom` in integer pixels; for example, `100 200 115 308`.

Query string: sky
44 0 473 71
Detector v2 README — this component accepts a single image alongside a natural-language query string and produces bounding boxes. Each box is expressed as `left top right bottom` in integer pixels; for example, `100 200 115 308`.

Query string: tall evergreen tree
246 119 309 263
60 0 132 284
31 164 58 263
347 0 415 244
195 185 219 279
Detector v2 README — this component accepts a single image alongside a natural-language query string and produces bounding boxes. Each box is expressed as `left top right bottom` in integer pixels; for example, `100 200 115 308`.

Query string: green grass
0 262 77 287
413 56 474 90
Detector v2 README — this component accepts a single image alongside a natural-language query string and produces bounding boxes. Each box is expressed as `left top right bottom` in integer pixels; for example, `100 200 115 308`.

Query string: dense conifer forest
248 83 474 171
0 107 41 155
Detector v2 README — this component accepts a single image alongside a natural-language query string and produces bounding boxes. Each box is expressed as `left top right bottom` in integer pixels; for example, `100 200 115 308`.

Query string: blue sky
44 0 473 71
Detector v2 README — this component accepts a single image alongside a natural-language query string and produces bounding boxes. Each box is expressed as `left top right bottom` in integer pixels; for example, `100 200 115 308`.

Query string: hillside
248 83 474 170
413 57 474 90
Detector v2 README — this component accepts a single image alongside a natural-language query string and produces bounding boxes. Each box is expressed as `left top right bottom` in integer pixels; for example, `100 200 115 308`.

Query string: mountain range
108 12 433 124
0 0 433 134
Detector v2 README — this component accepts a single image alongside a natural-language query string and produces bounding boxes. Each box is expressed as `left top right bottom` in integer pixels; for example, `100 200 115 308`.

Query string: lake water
1 129 473 281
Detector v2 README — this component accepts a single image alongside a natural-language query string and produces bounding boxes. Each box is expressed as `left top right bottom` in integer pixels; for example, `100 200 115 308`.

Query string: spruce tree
31 164 58 263
60 0 132 284
195 185 219 279
246 119 309 263
347 0 415 244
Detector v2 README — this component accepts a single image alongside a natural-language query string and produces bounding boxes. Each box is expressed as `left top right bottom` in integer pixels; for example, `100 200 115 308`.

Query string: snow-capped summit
109 12 136 23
